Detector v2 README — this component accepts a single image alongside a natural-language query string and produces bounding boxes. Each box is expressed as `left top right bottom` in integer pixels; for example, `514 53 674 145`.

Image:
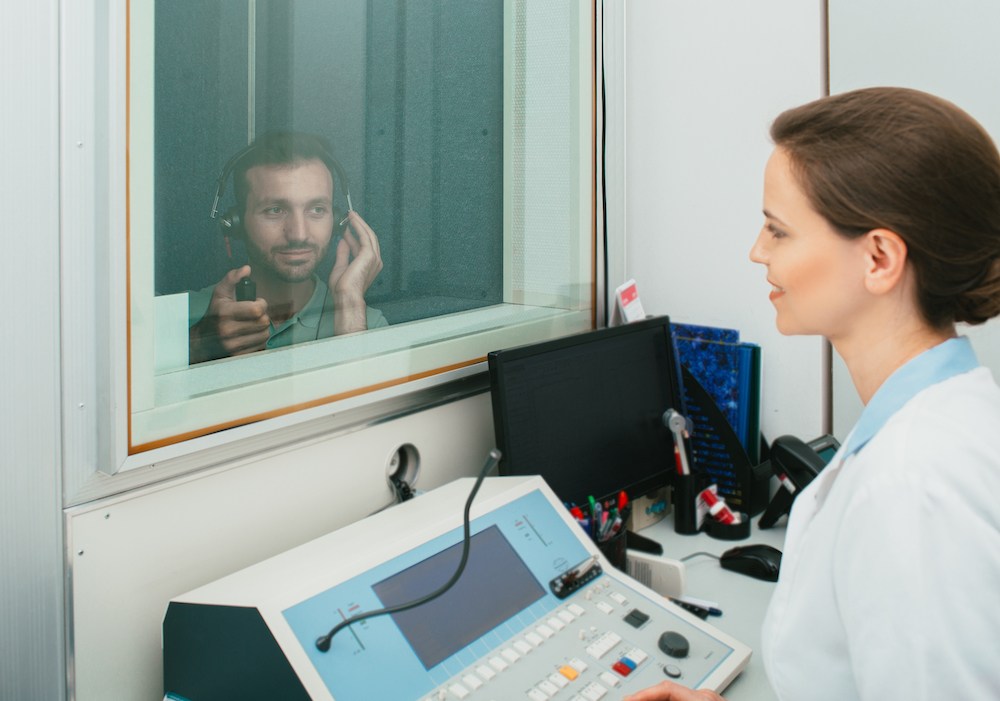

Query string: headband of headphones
209 131 353 240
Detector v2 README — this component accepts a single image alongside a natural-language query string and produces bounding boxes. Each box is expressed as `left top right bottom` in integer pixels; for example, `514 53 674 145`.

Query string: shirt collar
842 336 979 458
270 276 327 335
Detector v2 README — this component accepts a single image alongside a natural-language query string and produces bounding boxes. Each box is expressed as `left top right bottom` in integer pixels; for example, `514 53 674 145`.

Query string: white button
549 673 570 688
489 656 509 672
596 601 615 614
476 664 497 681
463 674 483 690
600 671 620 687
528 689 549 701
610 592 627 605
536 624 556 639
448 683 470 699
526 632 544 647
539 680 560 695
559 610 576 623
547 616 566 631
514 639 533 654
569 657 589 672
582 682 608 700
628 647 648 664
568 603 586 616
501 647 521 663
586 642 609 659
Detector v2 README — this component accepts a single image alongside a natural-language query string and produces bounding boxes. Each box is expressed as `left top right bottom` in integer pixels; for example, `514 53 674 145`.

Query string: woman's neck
833 318 955 405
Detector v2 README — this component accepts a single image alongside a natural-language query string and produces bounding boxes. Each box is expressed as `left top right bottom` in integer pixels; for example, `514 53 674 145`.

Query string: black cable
315 448 502 652
680 551 721 563
600 0 610 328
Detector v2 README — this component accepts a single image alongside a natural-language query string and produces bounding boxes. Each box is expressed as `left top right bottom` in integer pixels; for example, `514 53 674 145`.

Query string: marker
699 487 740 525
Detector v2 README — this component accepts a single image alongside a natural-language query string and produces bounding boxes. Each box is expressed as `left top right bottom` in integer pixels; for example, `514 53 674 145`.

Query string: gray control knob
658 631 690 658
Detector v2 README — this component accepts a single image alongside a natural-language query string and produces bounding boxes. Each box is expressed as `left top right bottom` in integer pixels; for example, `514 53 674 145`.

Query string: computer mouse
719 544 782 582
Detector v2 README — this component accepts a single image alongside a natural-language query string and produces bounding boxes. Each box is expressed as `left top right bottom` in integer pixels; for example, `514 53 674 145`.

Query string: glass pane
127 0 594 456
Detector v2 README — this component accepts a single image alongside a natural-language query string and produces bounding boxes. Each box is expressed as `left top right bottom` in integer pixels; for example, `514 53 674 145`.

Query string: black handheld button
658 631 690 658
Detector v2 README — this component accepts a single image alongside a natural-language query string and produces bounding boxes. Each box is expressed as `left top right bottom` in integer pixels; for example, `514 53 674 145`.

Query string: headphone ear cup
219 207 244 239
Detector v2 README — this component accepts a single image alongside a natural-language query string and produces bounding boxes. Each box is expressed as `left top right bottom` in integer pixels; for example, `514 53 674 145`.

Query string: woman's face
749 148 870 340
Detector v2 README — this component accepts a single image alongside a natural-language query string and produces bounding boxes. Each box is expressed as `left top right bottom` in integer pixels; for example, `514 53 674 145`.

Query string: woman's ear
861 228 909 295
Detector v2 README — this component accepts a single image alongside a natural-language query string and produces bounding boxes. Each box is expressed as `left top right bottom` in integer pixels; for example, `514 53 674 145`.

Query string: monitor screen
488 316 683 508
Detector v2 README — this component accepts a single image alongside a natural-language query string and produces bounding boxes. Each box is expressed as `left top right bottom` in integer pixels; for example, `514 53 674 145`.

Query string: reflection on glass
188 131 389 364
128 0 594 454
156 1 505 325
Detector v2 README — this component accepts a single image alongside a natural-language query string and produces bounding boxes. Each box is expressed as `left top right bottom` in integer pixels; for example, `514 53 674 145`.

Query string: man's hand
624 681 725 701
328 211 383 335
189 265 271 363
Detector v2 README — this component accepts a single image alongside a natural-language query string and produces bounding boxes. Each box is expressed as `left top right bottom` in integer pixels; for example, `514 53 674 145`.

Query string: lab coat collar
841 336 979 459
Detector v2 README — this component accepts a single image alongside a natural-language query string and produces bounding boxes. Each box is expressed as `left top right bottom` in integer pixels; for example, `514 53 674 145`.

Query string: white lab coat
761 367 1000 701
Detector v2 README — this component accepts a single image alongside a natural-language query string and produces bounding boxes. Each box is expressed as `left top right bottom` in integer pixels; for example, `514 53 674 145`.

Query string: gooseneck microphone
315 449 502 653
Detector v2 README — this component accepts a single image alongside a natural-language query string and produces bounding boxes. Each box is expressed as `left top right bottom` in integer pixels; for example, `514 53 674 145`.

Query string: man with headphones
189 131 387 364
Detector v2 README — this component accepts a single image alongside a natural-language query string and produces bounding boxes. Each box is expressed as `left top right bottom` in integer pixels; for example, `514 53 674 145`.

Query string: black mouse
719 544 782 581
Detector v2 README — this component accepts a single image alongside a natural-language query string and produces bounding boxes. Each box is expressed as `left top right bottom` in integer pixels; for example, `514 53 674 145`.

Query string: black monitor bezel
487 315 682 507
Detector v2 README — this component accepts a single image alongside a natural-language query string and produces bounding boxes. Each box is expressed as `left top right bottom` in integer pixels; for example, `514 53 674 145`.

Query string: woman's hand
624 680 725 701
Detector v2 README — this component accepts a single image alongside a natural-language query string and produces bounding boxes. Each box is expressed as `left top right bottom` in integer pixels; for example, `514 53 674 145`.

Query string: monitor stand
626 529 664 555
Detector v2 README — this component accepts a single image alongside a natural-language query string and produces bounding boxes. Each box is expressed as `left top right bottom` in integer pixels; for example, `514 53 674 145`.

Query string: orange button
559 665 580 681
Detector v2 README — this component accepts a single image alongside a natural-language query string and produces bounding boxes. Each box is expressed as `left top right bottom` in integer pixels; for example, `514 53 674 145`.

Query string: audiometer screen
372 525 545 670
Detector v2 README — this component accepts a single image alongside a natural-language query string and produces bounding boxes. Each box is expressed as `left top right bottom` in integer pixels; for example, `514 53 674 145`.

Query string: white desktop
638 514 786 701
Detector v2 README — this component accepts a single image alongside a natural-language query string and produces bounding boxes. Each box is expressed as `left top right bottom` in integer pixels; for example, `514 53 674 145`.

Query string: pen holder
595 524 628 572
673 473 707 535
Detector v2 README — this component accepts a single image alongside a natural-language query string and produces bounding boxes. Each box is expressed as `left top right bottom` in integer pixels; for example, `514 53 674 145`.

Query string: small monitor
488 316 683 508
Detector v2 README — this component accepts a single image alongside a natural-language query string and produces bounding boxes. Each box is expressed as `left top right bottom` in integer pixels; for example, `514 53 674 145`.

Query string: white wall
621 0 828 442
828 0 1000 437
0 2 66 701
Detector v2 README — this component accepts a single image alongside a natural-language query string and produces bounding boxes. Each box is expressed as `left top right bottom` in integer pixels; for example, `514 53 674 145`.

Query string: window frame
61 0 601 500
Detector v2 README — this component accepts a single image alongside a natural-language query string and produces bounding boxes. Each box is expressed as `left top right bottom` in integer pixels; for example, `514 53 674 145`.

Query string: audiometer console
163 475 751 700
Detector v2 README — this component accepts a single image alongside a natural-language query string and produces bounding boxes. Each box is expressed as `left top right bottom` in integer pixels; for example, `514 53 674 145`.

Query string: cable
600 0 610 327
315 448 502 652
680 551 721 563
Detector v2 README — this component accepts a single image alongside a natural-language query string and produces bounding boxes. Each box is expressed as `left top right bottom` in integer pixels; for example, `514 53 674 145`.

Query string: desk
637 517 787 701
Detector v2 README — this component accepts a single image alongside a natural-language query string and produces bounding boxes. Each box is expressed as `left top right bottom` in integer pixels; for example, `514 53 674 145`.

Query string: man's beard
247 241 328 284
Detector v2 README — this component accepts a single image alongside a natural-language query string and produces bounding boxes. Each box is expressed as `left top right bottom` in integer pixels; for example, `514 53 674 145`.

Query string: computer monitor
488 316 683 508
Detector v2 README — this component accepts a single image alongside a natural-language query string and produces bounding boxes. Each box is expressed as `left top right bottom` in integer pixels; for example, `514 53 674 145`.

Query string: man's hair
232 130 338 215
772 87 1000 328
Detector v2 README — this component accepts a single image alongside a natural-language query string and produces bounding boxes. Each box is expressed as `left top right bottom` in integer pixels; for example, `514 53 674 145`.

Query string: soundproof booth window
124 0 596 456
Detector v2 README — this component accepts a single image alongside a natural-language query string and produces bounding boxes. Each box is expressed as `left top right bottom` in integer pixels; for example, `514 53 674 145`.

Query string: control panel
164 476 750 700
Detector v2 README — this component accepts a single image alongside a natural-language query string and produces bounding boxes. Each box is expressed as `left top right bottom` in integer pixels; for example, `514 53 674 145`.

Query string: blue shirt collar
842 336 979 457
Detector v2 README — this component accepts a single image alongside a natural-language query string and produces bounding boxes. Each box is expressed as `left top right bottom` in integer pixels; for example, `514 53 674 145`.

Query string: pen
672 595 723 616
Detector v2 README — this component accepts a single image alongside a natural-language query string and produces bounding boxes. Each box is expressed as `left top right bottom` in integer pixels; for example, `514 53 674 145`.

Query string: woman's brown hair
771 87 1000 327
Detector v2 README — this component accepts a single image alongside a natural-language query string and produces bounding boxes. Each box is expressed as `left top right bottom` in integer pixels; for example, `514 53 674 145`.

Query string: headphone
209 133 354 242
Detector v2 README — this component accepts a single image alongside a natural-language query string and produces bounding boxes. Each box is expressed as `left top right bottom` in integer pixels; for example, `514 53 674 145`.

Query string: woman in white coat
628 87 1000 701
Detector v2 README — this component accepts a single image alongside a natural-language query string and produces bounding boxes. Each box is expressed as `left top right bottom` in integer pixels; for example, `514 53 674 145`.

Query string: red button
612 661 633 676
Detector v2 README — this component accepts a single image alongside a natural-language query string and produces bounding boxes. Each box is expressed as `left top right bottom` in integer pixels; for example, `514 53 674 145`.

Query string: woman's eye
767 223 787 239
